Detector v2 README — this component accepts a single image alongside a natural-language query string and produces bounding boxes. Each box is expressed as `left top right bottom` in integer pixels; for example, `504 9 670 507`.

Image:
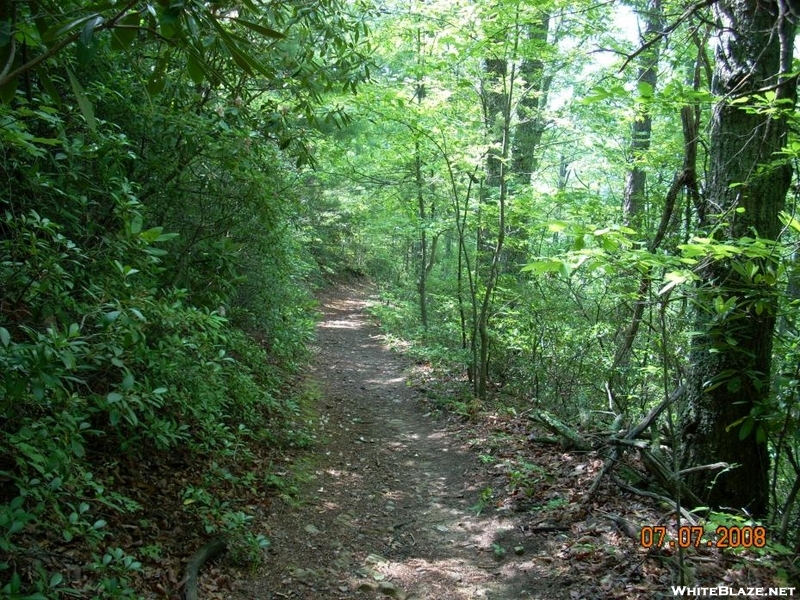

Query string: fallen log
528 410 592 451
584 386 685 504
638 447 705 508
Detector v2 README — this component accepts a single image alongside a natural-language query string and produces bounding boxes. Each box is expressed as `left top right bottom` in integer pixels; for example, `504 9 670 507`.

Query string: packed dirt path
230 285 563 599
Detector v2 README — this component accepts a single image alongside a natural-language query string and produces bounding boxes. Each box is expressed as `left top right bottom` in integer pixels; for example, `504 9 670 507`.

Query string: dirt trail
231 285 563 600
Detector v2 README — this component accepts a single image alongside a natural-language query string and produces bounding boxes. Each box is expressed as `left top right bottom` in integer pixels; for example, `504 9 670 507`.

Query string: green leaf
232 18 284 39
186 52 206 84
521 259 564 276
209 18 272 77
738 417 754 440
81 15 104 46
71 438 85 458
43 14 100 42
130 214 143 235
65 66 96 133
637 81 653 99
101 310 121 326
121 372 135 390
60 349 77 370
111 12 141 51
0 326 10 347
658 271 693 296
140 226 165 242
223 38 254 74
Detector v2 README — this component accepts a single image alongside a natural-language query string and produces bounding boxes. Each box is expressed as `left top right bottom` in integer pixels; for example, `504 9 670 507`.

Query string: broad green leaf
48 573 64 588
60 349 76 370
0 326 10 347
140 226 165 242
738 416 753 439
521 259 564 276
121 372 135 390
637 81 653 99
111 12 141 51
155 232 179 242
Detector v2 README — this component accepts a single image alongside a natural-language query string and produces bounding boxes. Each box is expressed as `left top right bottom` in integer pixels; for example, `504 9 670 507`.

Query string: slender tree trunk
606 0 665 408
623 0 663 227
415 138 429 329
680 0 796 516
477 49 516 400
414 25 429 329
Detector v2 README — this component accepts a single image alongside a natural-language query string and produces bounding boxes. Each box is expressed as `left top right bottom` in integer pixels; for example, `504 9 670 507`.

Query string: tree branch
619 0 718 74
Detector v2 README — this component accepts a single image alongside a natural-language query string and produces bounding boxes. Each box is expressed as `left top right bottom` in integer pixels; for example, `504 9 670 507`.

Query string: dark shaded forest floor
194 284 795 600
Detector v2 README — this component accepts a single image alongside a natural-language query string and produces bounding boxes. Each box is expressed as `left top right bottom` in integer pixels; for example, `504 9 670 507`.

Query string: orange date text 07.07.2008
639 525 767 549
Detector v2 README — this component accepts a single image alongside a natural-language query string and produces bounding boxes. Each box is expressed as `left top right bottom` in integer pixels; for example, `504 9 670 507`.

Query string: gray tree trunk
511 13 551 186
680 0 796 516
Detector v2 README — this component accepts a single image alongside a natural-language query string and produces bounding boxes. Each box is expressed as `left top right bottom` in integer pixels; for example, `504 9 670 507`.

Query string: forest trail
229 284 564 600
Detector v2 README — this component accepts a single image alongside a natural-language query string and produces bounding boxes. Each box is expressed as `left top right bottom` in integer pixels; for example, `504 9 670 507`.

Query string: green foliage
472 486 494 516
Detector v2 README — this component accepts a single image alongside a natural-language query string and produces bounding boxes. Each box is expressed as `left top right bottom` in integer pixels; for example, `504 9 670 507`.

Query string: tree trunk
622 0 663 227
476 15 520 400
414 26 429 329
511 13 551 186
415 138 429 330
607 0 665 407
680 0 796 516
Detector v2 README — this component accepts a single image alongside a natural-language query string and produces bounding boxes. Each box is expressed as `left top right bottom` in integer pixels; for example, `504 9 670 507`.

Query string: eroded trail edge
231 285 560 600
